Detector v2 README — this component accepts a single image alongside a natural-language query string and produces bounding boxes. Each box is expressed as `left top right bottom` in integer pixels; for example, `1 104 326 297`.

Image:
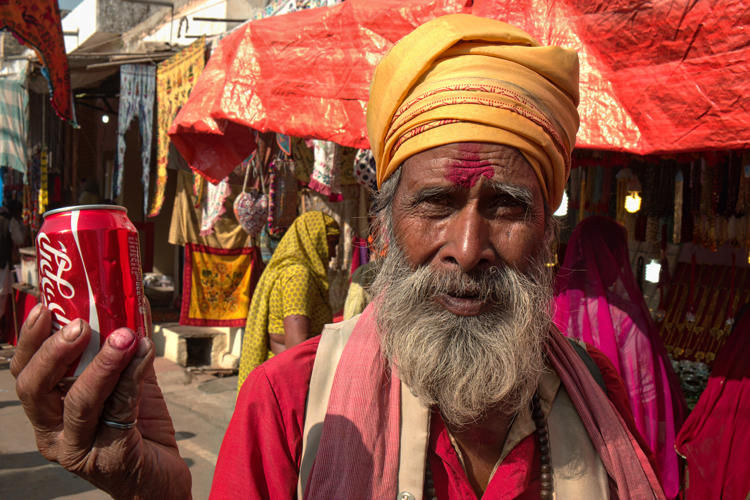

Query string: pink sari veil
553 216 687 499
675 306 750 500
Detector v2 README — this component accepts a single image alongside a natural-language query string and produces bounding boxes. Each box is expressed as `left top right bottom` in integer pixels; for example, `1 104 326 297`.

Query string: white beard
371 244 554 428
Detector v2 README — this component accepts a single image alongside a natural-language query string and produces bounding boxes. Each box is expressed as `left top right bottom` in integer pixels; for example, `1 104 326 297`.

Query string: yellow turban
367 14 580 210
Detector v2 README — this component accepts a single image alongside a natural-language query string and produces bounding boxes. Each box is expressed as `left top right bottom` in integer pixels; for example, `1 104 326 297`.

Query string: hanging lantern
625 175 643 213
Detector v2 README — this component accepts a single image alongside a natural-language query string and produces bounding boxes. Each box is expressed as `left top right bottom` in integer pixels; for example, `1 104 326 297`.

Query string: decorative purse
234 159 268 237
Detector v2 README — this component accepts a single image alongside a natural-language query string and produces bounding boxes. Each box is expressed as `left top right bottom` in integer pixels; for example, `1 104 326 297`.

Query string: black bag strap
567 338 608 397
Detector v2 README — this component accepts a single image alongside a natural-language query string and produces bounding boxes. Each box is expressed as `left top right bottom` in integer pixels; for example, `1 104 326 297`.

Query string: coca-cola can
36 205 147 378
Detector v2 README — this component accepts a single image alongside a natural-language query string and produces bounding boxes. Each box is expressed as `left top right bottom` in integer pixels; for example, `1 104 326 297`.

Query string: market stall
168 0 750 184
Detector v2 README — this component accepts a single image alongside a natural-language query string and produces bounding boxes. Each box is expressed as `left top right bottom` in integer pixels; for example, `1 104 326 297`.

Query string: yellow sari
238 211 339 388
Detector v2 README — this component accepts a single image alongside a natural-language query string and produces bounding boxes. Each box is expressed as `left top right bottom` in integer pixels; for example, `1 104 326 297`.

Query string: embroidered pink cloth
554 216 687 499
306 299 665 499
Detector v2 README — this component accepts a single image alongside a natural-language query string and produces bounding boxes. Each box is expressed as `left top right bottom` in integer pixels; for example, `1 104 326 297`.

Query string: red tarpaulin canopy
169 0 750 184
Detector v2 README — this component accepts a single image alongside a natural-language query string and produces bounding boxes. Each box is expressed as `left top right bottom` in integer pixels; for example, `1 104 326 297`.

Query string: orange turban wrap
366 14 580 210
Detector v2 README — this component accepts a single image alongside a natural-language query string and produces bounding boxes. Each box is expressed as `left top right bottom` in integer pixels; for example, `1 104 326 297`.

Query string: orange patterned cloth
0 0 74 123
150 37 205 217
180 243 263 327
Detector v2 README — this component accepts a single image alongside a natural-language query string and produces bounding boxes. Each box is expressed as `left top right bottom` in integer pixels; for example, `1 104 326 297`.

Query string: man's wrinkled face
391 142 547 315
371 143 553 427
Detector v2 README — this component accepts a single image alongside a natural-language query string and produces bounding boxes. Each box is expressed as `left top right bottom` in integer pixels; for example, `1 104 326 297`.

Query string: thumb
100 336 155 433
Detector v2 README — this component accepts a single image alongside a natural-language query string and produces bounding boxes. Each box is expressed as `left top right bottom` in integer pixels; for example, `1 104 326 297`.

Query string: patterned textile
234 191 268 237
353 149 377 192
292 136 314 183
309 140 342 201
168 170 252 249
0 0 73 123
266 264 332 336
338 146 358 186
180 243 263 327
238 211 339 387
115 65 156 212
199 176 231 236
276 133 291 155
270 159 297 229
150 37 205 218
0 70 28 176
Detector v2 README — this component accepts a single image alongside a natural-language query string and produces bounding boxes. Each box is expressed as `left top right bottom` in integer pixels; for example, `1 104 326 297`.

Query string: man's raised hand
10 303 192 500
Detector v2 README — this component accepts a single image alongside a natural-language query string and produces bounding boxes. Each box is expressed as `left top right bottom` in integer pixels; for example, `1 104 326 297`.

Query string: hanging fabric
292 136 314 183
338 146 359 186
266 157 298 236
353 149 377 192
150 37 206 217
309 140 342 201
180 243 264 327
615 167 631 224
724 151 741 219
673 170 684 243
114 65 156 212
168 170 252 249
592 165 603 211
0 67 29 177
234 158 269 237
38 149 48 214
199 176 232 236
645 215 659 244
598 166 612 214
0 1 75 124
276 134 292 156
192 173 204 206
735 151 750 214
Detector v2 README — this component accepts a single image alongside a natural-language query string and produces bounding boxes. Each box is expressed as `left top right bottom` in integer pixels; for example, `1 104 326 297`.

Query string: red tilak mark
445 166 495 188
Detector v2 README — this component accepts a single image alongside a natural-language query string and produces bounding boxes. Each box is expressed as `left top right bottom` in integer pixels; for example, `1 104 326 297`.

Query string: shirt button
398 492 416 500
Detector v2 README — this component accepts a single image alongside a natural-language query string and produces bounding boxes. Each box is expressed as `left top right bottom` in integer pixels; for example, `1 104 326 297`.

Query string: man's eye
493 196 520 208
425 195 451 206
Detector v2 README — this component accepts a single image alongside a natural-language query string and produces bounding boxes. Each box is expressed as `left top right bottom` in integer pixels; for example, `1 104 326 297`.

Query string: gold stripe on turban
366 14 580 210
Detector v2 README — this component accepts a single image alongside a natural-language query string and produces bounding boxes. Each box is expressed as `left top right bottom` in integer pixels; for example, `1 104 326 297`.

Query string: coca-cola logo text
38 233 74 331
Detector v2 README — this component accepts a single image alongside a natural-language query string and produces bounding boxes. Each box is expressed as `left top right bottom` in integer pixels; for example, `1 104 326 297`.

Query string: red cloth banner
170 0 750 184
0 0 74 124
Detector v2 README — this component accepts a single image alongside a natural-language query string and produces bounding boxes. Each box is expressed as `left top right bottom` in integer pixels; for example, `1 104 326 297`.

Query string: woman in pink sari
554 216 687 499
675 304 750 500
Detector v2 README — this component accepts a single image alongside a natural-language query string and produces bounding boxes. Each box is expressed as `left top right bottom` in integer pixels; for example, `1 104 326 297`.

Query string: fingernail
136 337 151 357
25 304 44 329
63 320 83 342
110 329 136 350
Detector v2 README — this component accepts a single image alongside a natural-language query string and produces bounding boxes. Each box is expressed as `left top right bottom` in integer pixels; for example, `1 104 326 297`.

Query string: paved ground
0 349 238 500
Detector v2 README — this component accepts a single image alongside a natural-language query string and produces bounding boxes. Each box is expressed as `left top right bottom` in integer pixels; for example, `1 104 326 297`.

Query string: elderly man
11 14 664 500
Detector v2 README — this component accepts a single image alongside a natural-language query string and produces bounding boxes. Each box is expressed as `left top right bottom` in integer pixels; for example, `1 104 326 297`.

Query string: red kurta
209 337 656 499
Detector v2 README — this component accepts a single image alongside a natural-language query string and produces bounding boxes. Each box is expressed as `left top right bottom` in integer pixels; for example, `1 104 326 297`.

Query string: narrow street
0 349 237 500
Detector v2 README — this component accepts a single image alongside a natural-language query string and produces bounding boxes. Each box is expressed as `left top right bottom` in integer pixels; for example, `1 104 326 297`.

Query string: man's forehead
401 143 539 191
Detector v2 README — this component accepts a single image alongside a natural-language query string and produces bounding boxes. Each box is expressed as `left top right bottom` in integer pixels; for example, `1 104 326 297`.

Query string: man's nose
438 207 495 272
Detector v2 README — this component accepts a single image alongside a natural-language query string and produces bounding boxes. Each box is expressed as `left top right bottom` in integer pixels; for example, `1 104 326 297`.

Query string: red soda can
36 205 147 378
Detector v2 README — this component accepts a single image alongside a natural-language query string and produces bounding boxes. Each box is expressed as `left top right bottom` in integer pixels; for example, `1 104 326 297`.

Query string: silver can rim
42 205 128 219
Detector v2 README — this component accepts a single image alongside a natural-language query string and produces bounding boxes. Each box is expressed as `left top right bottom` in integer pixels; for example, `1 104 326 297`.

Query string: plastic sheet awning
169 0 750 184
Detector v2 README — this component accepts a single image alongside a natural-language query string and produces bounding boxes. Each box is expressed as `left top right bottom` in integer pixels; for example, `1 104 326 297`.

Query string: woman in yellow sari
238 211 340 388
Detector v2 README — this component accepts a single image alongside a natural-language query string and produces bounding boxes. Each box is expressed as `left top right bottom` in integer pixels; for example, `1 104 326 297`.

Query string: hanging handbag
234 159 268 237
